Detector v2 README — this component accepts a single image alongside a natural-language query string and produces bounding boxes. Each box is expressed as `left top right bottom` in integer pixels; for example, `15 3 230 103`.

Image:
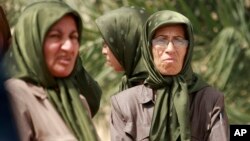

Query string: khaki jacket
5 78 91 141
110 85 229 141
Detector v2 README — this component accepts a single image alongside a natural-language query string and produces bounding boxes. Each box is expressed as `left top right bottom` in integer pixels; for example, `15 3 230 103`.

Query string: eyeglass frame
151 36 189 50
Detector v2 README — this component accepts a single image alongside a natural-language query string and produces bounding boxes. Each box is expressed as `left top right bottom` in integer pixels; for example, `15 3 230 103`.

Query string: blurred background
1 0 250 140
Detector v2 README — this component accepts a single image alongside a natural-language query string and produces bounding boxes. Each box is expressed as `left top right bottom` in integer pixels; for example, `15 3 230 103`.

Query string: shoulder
192 86 225 108
110 84 152 111
111 84 150 104
196 86 224 99
5 78 31 95
5 78 46 102
5 78 28 86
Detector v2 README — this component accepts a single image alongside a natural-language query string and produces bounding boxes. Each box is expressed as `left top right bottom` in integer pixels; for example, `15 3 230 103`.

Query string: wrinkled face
152 24 188 75
44 15 79 77
102 42 124 72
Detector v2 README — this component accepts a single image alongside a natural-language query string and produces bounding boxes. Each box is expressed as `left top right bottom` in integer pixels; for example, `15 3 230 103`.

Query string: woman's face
152 24 188 75
44 15 79 77
102 42 124 72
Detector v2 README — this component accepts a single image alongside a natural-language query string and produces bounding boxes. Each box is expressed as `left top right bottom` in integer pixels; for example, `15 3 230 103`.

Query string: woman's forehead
153 24 186 37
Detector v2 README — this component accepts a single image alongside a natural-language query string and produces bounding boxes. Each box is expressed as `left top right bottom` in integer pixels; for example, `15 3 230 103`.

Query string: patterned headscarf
141 10 208 141
3 1 99 140
95 6 149 91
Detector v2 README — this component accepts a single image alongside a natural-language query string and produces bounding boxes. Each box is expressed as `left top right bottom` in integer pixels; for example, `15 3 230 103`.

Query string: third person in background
95 6 149 91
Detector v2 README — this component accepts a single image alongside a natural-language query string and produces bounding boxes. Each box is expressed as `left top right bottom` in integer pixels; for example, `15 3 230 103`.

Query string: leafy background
1 0 249 140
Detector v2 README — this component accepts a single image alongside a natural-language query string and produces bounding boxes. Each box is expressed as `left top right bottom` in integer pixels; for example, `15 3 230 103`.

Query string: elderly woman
3 1 99 141
95 6 149 90
110 10 229 141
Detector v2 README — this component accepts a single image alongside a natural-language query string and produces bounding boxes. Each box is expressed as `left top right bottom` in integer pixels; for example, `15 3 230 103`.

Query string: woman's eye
71 36 78 39
70 34 79 40
48 33 60 39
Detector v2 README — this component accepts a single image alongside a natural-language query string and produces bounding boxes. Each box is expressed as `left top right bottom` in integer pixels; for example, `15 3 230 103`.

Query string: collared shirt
110 85 154 141
5 78 91 141
110 84 229 141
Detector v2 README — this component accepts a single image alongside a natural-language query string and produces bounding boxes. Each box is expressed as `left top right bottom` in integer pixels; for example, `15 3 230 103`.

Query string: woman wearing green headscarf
3 1 99 141
110 10 229 141
95 6 149 91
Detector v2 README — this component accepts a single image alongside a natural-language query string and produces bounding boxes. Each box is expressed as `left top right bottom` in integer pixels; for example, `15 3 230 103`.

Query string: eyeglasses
152 36 189 50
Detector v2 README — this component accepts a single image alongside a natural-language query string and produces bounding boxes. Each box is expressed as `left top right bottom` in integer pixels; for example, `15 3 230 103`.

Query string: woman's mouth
162 58 175 63
57 56 72 65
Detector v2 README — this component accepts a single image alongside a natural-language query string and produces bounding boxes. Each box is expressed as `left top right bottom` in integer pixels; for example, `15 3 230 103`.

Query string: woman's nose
164 41 175 53
61 39 73 51
102 46 108 55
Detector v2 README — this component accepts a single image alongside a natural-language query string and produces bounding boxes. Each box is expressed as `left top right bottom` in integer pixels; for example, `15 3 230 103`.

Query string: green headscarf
73 59 102 117
95 6 149 91
141 10 208 141
3 1 99 140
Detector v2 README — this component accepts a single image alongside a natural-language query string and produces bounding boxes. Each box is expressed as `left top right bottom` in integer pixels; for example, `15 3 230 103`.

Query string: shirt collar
27 83 47 100
138 85 155 104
